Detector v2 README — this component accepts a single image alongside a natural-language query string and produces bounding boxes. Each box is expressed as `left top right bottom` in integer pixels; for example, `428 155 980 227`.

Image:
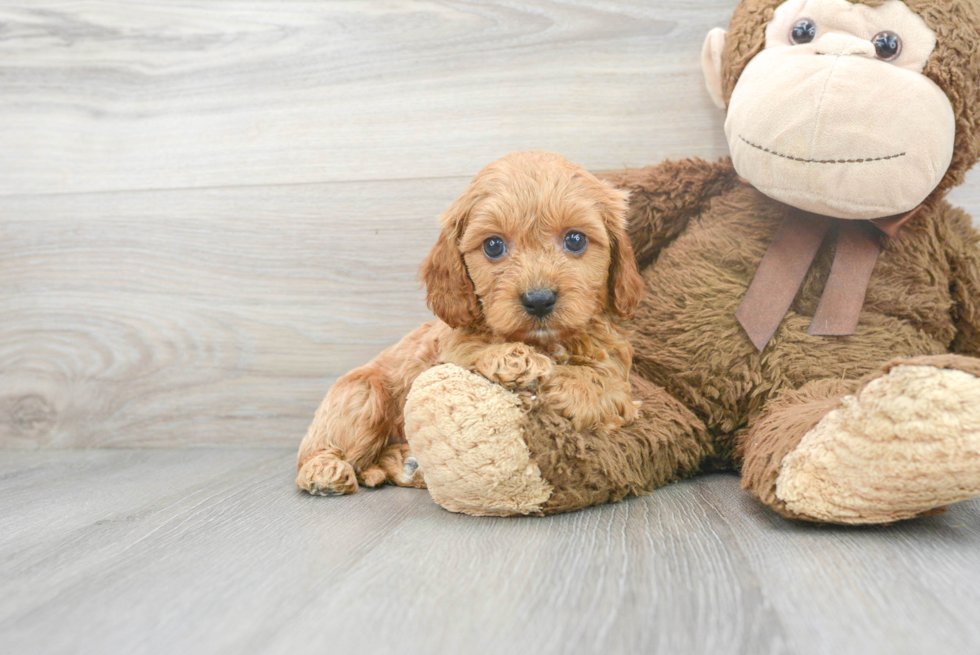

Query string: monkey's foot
403 364 552 516
775 359 980 524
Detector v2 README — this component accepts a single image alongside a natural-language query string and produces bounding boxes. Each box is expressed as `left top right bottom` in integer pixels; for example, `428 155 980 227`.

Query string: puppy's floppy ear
418 189 483 329
597 180 645 319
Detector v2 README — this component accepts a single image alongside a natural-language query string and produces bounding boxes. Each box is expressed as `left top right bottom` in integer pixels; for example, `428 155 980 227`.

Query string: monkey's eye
563 231 588 254
790 18 817 44
483 236 506 259
872 31 902 61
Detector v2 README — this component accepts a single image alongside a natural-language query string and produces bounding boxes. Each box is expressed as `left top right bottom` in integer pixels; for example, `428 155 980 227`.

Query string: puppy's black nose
521 289 556 317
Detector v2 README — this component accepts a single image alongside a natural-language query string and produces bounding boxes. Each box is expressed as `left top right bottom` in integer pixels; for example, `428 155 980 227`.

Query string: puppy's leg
544 366 637 431
360 443 427 489
296 321 446 495
296 365 395 495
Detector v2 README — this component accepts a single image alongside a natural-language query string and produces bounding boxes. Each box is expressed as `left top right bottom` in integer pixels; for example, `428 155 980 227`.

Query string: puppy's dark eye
563 231 587 254
483 236 506 259
872 31 902 61
790 18 817 44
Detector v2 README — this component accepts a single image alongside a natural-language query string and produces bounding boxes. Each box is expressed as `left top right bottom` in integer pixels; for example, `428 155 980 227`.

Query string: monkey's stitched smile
739 135 906 164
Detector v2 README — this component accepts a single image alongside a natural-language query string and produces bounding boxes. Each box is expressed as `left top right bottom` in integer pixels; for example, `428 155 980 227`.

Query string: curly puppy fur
296 151 645 496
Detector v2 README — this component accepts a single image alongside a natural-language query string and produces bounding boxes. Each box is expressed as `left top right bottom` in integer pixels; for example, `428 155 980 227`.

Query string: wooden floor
3 449 980 655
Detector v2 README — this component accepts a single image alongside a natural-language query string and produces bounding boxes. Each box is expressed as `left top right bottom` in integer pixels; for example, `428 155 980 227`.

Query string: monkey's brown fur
402 0 980 522
595 0 980 520
499 163 980 518
600 0 980 521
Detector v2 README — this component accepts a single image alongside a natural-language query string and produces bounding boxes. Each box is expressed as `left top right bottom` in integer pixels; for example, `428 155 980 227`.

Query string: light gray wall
2 1 977 448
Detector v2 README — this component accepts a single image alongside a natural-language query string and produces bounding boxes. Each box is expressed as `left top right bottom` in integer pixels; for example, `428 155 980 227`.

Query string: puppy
296 151 645 496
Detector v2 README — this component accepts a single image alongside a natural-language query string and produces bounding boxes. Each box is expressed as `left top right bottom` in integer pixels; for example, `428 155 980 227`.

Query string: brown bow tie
736 205 920 352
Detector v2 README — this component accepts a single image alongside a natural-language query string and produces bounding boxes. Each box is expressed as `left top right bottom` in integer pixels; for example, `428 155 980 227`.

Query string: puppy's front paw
476 343 553 390
609 391 640 428
544 371 637 431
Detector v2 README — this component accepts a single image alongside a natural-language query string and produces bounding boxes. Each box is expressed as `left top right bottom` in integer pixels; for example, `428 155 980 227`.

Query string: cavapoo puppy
296 151 645 496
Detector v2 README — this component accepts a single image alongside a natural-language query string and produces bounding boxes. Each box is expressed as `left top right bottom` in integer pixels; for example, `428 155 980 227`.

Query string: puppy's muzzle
520 289 557 318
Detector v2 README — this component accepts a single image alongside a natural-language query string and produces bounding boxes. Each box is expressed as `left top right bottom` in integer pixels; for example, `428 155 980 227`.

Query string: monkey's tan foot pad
403 364 552 516
776 364 980 524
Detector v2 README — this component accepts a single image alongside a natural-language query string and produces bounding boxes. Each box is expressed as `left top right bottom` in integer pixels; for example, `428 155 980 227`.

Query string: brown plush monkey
403 0 980 523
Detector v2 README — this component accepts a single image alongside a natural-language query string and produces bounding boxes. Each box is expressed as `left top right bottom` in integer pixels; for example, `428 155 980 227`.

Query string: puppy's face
419 151 644 344
459 180 613 342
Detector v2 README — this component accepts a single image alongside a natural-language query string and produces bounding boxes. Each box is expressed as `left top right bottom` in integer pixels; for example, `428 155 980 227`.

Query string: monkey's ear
702 27 727 110
417 194 483 329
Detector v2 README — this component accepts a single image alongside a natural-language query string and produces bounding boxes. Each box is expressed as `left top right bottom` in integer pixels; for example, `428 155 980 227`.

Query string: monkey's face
705 0 955 220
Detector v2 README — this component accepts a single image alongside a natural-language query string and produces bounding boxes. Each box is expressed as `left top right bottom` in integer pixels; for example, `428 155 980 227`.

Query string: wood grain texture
0 179 457 448
0 0 735 196
1 0 979 449
2 450 980 655
948 170 980 218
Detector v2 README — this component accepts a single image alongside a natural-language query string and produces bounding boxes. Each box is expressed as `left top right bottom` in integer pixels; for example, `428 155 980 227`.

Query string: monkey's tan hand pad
776 363 980 524
404 364 553 516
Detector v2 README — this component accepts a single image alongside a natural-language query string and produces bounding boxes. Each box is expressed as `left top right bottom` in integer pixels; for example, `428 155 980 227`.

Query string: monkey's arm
943 204 980 356
597 158 739 268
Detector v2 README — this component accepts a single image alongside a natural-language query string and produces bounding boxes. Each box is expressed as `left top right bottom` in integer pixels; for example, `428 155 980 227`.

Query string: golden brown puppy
296 151 645 496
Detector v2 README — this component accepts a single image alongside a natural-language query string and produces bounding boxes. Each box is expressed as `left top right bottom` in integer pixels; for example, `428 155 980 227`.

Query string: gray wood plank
948 170 980 220
0 178 456 448
0 0 734 197
695 478 980 655
2 450 980 655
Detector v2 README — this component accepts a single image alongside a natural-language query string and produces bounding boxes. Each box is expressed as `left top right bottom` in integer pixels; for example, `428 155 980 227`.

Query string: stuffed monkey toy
403 0 980 523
